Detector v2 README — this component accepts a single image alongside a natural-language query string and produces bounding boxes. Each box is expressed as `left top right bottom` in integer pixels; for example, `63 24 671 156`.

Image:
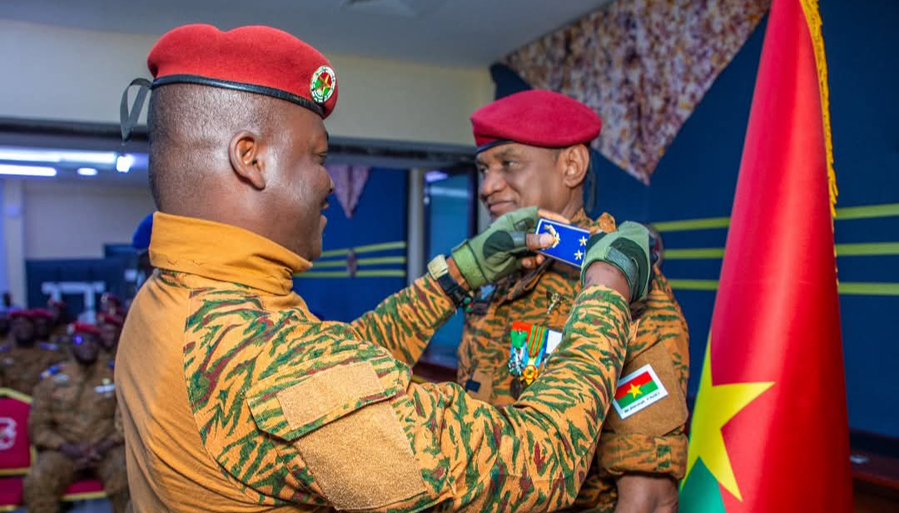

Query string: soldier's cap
30 309 54 320
70 322 101 337
470 90 602 154
100 293 122 306
120 24 338 140
9 310 34 320
97 312 124 328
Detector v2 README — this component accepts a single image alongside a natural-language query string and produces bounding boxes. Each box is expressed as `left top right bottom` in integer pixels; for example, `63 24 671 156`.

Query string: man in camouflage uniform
117 24 656 512
96 312 123 368
0 311 66 395
24 323 128 513
457 91 690 513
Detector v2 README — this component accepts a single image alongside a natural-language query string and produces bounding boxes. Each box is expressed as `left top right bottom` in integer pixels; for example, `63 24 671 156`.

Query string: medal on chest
508 321 562 386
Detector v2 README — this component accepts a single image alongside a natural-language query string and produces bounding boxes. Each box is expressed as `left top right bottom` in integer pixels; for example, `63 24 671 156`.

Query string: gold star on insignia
579 236 588 246
574 250 584 261
686 338 774 501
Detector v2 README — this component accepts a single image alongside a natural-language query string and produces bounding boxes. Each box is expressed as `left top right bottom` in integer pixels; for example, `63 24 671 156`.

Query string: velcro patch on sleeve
278 362 427 510
606 343 688 436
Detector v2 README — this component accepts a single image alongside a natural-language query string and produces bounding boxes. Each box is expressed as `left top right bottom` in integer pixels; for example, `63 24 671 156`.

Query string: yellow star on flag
686 338 774 501
627 383 642 398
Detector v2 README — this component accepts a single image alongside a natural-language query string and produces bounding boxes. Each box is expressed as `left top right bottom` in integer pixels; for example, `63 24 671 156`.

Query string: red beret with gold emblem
147 24 338 119
471 90 602 153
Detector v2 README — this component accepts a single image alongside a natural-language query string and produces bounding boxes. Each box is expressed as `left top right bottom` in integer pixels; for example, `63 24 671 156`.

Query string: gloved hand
580 221 652 302
451 207 545 290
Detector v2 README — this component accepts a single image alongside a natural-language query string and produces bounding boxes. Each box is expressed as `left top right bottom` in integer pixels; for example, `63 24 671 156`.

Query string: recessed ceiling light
77 167 99 177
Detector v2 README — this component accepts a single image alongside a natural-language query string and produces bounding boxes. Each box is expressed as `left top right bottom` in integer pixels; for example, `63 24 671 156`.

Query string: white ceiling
0 0 614 67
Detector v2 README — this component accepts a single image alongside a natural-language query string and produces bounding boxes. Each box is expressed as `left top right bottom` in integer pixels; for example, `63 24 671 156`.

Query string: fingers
525 232 555 251
536 209 571 224
519 254 546 270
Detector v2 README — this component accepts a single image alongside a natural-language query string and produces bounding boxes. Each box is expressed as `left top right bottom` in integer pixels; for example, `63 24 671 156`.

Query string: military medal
508 322 563 388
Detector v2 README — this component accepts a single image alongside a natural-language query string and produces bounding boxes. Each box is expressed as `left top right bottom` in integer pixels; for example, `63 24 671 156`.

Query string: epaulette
40 364 63 380
38 342 61 352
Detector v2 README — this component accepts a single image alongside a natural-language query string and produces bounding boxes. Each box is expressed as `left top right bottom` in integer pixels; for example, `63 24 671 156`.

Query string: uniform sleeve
28 378 67 451
350 275 457 367
595 272 690 479
251 286 632 512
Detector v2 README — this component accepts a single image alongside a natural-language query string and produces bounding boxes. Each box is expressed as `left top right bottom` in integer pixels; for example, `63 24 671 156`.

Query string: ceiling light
77 167 99 177
61 151 117 165
116 154 135 173
0 165 57 177
0 149 61 163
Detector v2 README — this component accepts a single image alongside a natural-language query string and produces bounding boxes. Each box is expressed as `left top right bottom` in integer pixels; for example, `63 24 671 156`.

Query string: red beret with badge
470 90 602 153
97 312 124 328
121 24 338 140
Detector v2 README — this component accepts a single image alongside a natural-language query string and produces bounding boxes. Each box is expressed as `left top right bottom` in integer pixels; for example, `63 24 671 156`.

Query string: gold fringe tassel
799 0 838 219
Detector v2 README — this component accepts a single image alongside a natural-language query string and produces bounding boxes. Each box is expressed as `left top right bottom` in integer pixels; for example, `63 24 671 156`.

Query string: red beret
71 323 101 337
30 309 54 320
471 90 602 152
97 313 124 328
148 24 338 119
9 310 33 320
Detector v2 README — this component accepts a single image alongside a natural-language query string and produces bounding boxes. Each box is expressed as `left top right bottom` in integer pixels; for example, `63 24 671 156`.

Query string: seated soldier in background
31 309 60 349
0 310 10 342
97 312 123 368
0 310 66 395
100 293 125 318
117 24 656 512
458 90 690 513
25 323 128 513
47 299 72 344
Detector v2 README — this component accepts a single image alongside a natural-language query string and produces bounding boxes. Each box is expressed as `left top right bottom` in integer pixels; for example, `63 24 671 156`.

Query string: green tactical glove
451 207 539 290
580 221 652 302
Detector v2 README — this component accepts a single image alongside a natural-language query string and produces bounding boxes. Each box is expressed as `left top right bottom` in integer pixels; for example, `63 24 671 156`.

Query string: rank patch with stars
535 218 592 268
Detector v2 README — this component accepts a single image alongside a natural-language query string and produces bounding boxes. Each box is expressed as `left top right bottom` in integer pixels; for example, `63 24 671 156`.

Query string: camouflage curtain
504 0 770 184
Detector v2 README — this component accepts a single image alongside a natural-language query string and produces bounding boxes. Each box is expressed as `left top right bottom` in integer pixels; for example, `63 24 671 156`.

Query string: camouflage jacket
0 342 67 396
457 210 690 512
117 212 636 512
29 358 120 449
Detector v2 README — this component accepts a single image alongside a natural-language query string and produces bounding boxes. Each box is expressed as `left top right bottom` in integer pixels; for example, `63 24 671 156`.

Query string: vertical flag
679 0 852 512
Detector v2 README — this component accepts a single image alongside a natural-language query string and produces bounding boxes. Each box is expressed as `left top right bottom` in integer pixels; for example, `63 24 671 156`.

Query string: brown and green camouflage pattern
179 271 632 511
457 210 690 512
0 342 66 396
25 359 128 513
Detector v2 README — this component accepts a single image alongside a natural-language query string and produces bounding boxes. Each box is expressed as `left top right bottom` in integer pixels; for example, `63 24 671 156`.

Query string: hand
450 207 559 290
614 475 679 513
581 221 652 302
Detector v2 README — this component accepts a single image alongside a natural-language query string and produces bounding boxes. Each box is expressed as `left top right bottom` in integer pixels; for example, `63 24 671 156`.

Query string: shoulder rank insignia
535 218 592 268
38 342 60 352
508 321 563 386
612 364 669 419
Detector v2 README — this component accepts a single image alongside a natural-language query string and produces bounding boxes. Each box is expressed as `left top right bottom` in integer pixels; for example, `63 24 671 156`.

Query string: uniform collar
149 212 311 295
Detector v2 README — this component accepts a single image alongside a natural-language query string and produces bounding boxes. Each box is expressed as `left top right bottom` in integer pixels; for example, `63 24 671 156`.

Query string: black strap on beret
118 74 326 143
120 78 152 142
153 75 325 118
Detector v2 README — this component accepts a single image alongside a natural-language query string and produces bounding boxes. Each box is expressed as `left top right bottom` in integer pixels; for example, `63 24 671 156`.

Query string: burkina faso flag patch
612 364 669 419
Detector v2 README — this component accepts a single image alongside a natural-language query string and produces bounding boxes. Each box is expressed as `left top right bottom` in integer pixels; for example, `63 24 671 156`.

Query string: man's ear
560 144 591 189
229 131 266 190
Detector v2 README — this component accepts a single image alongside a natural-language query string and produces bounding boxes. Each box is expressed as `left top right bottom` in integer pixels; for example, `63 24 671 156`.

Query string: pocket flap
248 361 396 441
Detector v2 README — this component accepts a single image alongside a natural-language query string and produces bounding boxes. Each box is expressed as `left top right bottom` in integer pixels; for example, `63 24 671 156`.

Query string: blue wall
590 1 899 438
295 168 408 322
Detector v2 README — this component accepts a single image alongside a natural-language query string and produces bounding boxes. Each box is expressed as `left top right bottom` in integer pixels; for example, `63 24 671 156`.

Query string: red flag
680 0 852 511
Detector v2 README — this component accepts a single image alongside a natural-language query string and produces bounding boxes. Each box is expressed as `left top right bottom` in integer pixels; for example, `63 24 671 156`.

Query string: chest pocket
247 361 427 511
